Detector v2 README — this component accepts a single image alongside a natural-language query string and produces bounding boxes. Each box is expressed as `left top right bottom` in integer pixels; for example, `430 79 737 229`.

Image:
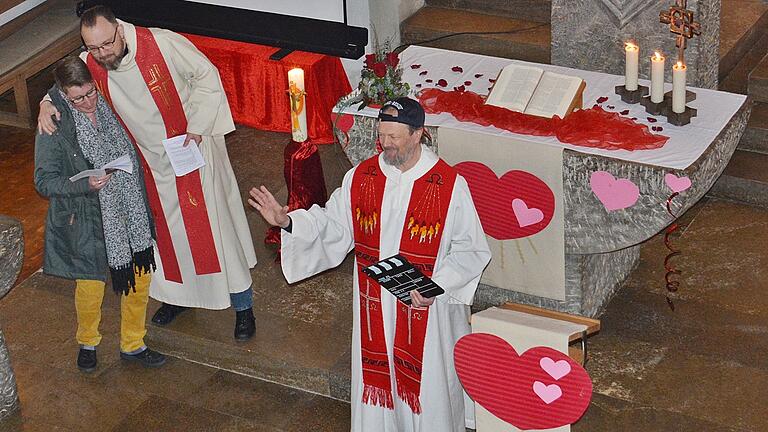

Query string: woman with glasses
34 55 166 372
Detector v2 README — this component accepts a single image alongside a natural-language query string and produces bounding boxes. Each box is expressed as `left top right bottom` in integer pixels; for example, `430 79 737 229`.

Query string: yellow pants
75 268 150 353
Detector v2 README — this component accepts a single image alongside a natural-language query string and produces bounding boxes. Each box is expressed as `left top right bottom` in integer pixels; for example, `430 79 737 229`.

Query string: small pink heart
540 357 571 380
590 171 639 212
664 173 692 193
533 381 562 404
512 198 544 228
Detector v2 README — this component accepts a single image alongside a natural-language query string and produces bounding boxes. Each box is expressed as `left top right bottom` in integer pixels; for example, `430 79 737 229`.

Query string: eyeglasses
69 86 98 105
85 26 118 53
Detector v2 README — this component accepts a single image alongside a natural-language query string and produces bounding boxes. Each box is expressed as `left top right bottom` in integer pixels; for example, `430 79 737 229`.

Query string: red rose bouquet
358 42 410 108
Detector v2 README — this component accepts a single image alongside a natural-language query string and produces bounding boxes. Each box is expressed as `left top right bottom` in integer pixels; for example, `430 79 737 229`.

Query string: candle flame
654 51 663 60
625 42 638 50
675 61 684 68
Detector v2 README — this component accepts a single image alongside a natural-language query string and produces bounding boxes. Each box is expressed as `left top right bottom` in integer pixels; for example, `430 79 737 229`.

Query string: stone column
0 215 22 420
551 0 720 89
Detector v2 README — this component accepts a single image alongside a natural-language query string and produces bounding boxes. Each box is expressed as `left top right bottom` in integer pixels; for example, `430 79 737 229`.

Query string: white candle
288 67 308 142
624 42 639 91
650 52 665 103
672 61 687 114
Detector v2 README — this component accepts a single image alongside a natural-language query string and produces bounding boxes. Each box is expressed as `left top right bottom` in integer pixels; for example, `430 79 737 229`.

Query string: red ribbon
664 192 681 311
417 89 669 151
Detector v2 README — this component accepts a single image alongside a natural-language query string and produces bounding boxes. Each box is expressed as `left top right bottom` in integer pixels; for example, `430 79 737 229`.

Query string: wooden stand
640 96 666 115
665 105 698 126
499 303 600 365
615 84 648 104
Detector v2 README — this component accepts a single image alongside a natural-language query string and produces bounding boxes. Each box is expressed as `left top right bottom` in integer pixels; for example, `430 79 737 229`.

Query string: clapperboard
362 254 444 306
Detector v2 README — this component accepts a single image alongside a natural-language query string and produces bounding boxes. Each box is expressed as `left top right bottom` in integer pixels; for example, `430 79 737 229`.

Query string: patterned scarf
64 90 155 295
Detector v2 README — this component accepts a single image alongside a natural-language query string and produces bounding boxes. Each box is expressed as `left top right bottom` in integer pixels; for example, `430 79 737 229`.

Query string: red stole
87 26 220 283
351 155 457 414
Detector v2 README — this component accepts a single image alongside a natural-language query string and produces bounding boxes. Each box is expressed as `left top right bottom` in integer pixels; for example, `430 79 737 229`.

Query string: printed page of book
524 71 583 118
485 65 543 112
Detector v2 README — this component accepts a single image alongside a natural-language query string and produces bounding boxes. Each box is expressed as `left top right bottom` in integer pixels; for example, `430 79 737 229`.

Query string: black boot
234 307 255 341
77 348 97 373
151 303 189 325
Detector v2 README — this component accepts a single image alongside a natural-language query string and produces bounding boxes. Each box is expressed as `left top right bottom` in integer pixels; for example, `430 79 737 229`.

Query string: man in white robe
249 98 491 431
38 6 258 339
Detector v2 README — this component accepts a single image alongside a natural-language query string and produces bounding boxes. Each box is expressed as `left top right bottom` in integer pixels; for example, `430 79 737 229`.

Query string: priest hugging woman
34 55 166 373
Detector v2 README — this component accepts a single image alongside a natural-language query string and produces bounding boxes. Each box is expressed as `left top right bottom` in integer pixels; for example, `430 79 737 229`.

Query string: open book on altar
485 64 586 118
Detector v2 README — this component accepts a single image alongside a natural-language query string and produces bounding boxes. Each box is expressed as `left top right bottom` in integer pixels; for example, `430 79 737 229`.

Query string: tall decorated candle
624 42 639 91
288 68 308 142
650 52 665 103
672 61 687 113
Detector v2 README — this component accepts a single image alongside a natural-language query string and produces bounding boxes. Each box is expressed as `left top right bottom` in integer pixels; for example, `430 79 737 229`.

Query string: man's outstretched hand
410 290 436 308
248 185 290 228
38 100 61 135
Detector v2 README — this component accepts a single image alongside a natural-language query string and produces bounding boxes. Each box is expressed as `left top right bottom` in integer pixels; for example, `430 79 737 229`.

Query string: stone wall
552 0 720 89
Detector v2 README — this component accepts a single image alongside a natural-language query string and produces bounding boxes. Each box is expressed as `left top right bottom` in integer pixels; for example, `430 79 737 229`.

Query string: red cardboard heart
454 333 592 430
455 162 554 240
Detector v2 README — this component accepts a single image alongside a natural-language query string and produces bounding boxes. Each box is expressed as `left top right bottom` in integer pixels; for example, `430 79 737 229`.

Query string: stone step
738 102 768 154
749 52 768 103
718 0 768 81
424 0 551 23
708 149 768 208
401 6 551 64
719 24 768 95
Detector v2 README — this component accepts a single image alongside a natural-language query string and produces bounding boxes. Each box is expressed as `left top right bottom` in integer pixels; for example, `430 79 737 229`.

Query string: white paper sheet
161 134 206 177
69 154 133 182
336 46 747 170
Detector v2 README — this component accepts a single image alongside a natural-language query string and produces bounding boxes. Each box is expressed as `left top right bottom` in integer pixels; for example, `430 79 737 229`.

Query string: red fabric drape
418 89 669 151
183 34 352 144
265 140 328 247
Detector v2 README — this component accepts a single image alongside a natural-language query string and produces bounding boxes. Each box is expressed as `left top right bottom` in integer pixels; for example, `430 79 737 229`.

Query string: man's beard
97 46 128 71
382 144 417 168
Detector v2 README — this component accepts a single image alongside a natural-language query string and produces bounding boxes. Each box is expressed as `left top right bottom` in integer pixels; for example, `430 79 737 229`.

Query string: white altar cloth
338 45 747 170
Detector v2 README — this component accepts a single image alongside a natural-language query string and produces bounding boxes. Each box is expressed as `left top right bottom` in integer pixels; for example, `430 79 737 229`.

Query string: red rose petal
647 117 658 123
425 79 433 83
410 64 421 69
437 79 448 87
596 96 609 103
452 66 463 73
489 78 497 83
631 117 638 121
475 73 484 78
419 70 428 76
620 109 630 115
415 83 422 88
607 105 615 110
656 126 664 132
454 85 466 92
464 81 472 86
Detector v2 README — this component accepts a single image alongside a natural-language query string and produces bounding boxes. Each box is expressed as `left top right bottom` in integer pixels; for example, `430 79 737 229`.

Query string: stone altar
551 0 720 89
0 215 22 419
333 48 749 318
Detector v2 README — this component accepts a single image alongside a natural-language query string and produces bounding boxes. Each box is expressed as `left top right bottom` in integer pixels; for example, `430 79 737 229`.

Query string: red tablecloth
184 34 352 144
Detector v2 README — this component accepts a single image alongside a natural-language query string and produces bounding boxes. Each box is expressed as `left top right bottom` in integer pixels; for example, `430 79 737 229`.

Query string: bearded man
38 5 258 340
249 97 491 431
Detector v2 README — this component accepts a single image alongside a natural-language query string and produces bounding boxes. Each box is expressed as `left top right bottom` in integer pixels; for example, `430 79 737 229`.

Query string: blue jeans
230 286 253 312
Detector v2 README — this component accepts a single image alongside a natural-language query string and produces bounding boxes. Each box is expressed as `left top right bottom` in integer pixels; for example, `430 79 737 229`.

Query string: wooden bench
0 0 81 128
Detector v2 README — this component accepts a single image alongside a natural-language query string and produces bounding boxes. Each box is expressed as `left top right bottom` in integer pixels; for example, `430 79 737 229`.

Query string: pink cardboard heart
454 162 555 240
664 173 692 193
533 381 562 404
540 357 571 380
454 333 592 430
590 171 639 211
512 198 544 228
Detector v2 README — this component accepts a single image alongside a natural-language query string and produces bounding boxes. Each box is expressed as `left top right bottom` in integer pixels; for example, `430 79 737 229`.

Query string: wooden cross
660 0 701 63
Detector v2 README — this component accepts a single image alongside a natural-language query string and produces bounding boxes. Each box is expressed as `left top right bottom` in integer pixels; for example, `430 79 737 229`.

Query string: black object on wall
76 0 367 59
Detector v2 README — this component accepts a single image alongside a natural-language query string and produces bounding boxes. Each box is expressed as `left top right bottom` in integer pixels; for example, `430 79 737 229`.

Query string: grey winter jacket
34 86 154 281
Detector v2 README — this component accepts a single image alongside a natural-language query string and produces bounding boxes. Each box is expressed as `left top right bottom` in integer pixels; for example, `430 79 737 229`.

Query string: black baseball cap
378 97 425 128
